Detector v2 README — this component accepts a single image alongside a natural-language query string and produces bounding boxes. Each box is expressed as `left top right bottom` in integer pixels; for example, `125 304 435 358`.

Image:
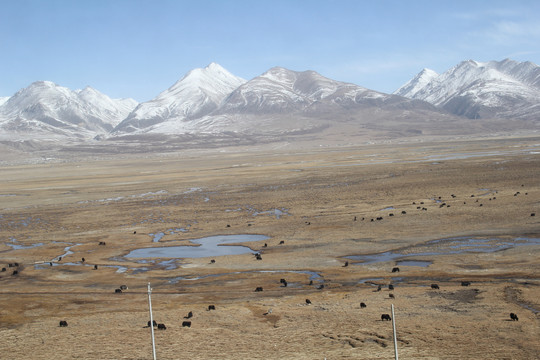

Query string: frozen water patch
252 208 289 219
126 234 270 259
149 232 166 242
347 236 540 265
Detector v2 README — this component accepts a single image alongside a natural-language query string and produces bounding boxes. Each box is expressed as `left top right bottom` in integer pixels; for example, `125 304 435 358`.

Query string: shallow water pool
125 234 270 259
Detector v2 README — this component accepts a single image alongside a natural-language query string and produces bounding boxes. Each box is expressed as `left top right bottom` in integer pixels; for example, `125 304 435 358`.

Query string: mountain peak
396 58 540 119
0 80 137 136
205 62 226 71
31 80 57 88
394 68 438 97
113 63 246 133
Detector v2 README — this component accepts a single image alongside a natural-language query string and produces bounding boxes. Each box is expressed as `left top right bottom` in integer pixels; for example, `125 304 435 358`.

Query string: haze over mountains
0 59 538 153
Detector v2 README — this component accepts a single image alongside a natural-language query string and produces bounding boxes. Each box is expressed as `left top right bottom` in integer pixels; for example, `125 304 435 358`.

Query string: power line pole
148 283 157 360
391 304 399 360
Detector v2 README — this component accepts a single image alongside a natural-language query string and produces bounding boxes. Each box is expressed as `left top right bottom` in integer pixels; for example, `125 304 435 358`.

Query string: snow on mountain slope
394 68 438 98
2 59 538 146
217 67 312 113
218 66 392 114
76 86 138 127
0 81 137 138
113 63 246 133
0 97 9 106
115 66 444 137
133 67 443 137
395 59 540 119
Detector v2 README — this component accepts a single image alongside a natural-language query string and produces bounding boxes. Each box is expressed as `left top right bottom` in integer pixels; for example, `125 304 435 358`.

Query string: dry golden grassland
0 137 539 359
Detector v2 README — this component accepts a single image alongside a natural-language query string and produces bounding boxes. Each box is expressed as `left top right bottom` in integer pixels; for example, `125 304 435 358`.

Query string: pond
125 234 270 259
346 236 540 266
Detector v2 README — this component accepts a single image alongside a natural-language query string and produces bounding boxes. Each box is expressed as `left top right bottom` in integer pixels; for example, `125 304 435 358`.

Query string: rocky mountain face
394 59 540 120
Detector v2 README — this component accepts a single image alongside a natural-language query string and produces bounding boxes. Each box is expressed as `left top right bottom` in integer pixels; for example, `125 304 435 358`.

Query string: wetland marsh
0 137 539 359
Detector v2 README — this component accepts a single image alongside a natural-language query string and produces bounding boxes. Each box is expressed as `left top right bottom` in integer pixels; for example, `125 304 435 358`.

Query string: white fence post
148 283 157 360
391 304 398 360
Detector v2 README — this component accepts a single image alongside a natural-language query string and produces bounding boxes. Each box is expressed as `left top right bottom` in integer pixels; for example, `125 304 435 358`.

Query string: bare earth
0 137 539 359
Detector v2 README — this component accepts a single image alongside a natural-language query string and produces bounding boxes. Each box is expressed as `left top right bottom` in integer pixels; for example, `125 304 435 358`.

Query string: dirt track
0 137 539 359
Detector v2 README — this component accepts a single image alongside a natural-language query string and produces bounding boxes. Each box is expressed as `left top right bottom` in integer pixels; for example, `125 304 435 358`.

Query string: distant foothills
0 59 539 143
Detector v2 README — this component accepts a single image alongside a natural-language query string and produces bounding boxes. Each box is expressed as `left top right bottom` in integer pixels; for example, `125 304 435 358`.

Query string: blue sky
1 0 539 102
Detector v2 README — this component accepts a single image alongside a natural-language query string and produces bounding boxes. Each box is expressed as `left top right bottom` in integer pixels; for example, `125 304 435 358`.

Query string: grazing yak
255 287 263 292
510 313 519 321
59 320 68 327
208 305 216 311
381 314 392 321
115 288 122 293
305 299 312 305
148 320 157 327
431 284 440 289
184 311 193 319
360 302 367 308
157 323 167 330
182 321 192 327
388 284 394 290
461 281 471 286
391 267 400 273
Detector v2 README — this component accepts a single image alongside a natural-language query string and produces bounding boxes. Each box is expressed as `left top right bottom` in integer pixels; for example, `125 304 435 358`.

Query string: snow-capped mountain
116 65 443 136
0 97 9 106
0 81 137 139
394 68 439 99
116 64 446 137
217 66 387 114
114 63 246 133
1 59 538 152
395 59 540 119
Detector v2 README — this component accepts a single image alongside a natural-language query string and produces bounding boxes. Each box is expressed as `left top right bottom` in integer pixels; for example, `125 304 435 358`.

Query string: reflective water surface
126 234 270 258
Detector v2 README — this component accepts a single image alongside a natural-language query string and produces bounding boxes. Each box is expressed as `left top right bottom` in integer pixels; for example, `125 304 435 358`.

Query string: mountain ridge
113 63 246 133
0 81 137 139
394 58 540 120
0 59 538 150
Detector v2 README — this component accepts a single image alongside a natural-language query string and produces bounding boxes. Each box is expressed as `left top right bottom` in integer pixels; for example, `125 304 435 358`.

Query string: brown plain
0 137 539 359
